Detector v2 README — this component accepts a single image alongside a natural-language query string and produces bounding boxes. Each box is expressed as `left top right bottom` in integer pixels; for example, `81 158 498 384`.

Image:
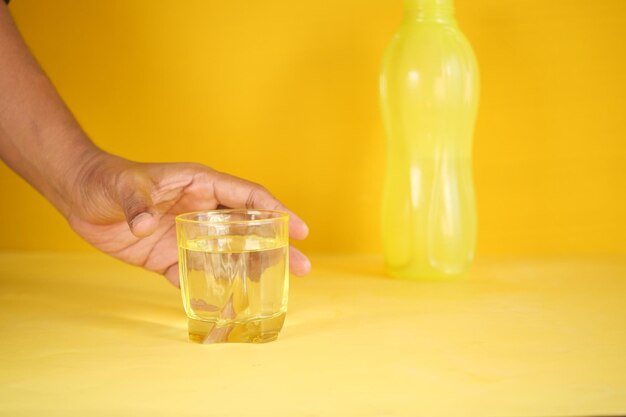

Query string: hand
65 153 310 286
0 5 309 285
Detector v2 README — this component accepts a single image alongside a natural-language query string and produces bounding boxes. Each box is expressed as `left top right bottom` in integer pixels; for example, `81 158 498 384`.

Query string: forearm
0 3 104 216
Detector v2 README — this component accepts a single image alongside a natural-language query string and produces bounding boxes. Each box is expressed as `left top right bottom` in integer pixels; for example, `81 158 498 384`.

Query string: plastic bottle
380 0 479 279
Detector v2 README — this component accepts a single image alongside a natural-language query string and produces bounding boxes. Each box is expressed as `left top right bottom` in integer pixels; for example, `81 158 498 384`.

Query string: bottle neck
404 0 456 23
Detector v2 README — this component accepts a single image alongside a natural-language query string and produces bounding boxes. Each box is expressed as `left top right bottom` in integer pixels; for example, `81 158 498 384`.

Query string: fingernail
131 212 153 227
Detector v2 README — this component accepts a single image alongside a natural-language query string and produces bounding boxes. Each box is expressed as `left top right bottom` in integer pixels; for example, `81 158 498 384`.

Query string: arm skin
0 4 310 286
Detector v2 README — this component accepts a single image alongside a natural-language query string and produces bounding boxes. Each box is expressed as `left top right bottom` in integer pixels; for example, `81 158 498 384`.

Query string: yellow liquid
380 1 479 279
178 236 288 343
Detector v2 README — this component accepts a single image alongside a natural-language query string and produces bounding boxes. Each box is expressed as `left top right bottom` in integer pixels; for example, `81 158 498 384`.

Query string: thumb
118 179 159 238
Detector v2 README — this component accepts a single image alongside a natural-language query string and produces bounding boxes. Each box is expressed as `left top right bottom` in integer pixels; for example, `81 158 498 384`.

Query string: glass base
188 313 286 344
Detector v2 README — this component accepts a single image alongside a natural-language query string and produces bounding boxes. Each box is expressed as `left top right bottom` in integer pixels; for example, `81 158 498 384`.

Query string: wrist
63 146 133 220
56 141 110 216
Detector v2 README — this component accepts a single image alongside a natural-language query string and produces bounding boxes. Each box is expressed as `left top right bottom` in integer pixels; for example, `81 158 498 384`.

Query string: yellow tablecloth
1 252 625 416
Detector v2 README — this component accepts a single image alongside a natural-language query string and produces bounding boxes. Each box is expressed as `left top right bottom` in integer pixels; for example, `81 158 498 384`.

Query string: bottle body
380 1 479 279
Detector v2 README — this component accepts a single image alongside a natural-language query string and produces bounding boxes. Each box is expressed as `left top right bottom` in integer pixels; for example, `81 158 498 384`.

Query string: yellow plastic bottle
380 0 479 279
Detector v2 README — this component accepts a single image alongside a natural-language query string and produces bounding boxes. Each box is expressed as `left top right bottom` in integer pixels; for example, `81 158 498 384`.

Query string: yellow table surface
1 252 625 416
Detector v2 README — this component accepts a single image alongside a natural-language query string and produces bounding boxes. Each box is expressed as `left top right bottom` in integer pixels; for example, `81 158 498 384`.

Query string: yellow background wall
1 0 625 254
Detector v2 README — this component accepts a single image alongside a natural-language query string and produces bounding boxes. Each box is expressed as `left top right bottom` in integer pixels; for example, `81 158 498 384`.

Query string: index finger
211 171 309 240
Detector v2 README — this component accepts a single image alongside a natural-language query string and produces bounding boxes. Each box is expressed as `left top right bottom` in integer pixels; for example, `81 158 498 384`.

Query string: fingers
164 263 180 288
289 245 311 276
210 171 311 276
212 171 309 240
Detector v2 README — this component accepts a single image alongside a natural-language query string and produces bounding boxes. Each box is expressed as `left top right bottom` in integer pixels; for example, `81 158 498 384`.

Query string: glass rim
175 209 289 226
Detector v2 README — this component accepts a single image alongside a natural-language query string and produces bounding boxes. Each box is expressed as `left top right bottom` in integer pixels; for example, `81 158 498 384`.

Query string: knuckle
125 196 147 218
245 187 258 209
192 170 213 184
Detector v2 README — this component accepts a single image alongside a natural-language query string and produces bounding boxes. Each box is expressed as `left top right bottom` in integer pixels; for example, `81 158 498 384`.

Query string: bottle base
385 264 471 280
188 312 286 344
